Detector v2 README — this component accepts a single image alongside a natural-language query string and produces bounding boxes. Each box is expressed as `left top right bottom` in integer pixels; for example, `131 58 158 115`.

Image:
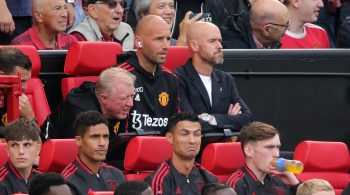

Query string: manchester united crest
158 92 169 107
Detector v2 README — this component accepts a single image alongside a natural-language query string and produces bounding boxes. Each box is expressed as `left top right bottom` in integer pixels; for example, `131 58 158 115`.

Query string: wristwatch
199 113 210 122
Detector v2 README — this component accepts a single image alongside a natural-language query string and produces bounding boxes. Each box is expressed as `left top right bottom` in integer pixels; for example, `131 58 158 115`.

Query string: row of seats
1 138 349 194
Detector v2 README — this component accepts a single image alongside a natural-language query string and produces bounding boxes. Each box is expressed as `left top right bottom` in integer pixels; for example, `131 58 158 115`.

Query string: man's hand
19 94 36 121
176 11 203 46
270 169 300 186
228 103 242 116
0 2 15 34
66 3 75 30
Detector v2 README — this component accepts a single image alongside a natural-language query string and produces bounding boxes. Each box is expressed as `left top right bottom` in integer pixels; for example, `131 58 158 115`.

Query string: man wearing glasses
145 112 218 195
221 0 289 49
280 0 330 48
69 0 134 50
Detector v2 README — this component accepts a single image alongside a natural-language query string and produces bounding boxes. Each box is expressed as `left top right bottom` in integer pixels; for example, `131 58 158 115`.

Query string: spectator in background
132 0 203 45
201 183 237 195
61 111 125 195
296 179 335 195
337 16 350 48
175 21 252 134
0 119 41 195
69 0 134 50
116 15 179 135
221 0 289 49
145 112 218 194
226 121 300 194
29 172 72 195
0 47 36 137
11 0 77 50
281 0 330 48
114 181 152 195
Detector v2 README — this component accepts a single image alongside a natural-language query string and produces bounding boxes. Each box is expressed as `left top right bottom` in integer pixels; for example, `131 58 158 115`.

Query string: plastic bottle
272 158 304 174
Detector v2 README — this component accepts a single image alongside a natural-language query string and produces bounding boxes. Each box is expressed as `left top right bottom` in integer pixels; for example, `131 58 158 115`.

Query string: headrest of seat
124 136 172 171
39 139 78 172
0 143 8 167
294 141 350 172
163 46 192 71
87 191 114 195
201 142 245 175
64 42 123 76
2 46 41 78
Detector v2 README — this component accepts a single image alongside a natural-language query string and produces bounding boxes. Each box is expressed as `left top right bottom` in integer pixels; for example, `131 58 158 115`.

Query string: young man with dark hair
29 172 72 195
201 183 237 195
0 47 36 137
226 121 300 194
61 110 125 195
114 181 152 195
145 112 217 195
0 118 41 195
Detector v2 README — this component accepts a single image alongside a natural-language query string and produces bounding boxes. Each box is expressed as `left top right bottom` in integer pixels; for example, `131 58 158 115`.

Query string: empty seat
0 142 8 167
39 139 78 173
201 142 245 183
124 136 172 181
163 46 192 71
61 42 122 99
294 140 350 195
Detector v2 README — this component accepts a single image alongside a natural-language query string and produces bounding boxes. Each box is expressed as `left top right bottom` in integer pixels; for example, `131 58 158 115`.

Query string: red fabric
201 142 245 183
11 26 78 50
26 78 51 126
39 139 78 173
61 76 99 100
0 143 8 167
64 42 123 76
124 136 172 181
163 46 192 71
88 192 114 195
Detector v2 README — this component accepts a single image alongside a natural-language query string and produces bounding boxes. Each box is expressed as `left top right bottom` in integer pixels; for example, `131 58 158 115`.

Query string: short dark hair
114 181 150 195
29 172 67 195
0 47 32 74
73 110 108 136
167 112 200 133
239 121 279 150
4 118 40 142
201 183 233 195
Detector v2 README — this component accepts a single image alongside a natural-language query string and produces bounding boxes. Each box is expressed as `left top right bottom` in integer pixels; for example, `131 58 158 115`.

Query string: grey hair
95 67 136 98
134 0 153 21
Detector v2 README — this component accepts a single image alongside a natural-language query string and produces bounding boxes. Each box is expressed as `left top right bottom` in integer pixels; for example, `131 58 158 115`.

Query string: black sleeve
342 182 350 195
0 126 4 138
126 0 137 31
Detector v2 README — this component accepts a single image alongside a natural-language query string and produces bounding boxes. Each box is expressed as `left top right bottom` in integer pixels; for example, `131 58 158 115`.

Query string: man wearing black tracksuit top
117 51 179 135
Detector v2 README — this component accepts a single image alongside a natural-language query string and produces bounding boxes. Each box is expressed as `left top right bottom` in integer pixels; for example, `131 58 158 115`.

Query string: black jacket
174 59 252 132
117 51 179 135
337 16 350 48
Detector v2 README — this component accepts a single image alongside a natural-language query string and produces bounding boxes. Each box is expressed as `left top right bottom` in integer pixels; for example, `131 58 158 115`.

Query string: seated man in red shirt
61 111 125 195
0 119 41 195
10 0 77 50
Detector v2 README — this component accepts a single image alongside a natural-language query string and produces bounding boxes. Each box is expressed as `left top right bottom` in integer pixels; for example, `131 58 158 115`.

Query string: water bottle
272 158 304 174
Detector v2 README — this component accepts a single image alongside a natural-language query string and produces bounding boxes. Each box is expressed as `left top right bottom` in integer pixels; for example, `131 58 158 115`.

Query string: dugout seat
163 46 192 71
201 142 245 183
294 140 350 195
0 142 8 167
39 139 78 173
62 42 123 99
124 136 172 181
88 192 114 195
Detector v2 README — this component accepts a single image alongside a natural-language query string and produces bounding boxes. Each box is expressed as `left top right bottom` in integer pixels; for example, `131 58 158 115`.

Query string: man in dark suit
174 21 252 134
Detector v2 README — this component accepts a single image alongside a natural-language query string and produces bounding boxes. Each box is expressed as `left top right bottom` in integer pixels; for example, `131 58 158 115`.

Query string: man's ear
165 132 173 145
87 4 98 19
262 25 270 36
244 144 254 158
33 10 43 23
99 94 107 105
188 41 199 52
75 136 82 148
36 143 42 156
134 36 142 49
291 0 300 8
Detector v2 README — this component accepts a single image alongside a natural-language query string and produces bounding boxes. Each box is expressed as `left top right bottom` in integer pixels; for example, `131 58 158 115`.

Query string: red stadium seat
124 136 172 181
39 139 78 173
163 46 192 71
294 140 350 195
88 192 114 195
201 142 245 183
61 42 123 99
0 142 8 167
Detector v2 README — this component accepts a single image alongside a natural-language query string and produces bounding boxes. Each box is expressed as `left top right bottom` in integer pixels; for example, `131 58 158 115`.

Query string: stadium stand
294 140 350 195
162 46 192 71
39 139 78 173
124 136 172 181
201 142 245 183
61 42 123 99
